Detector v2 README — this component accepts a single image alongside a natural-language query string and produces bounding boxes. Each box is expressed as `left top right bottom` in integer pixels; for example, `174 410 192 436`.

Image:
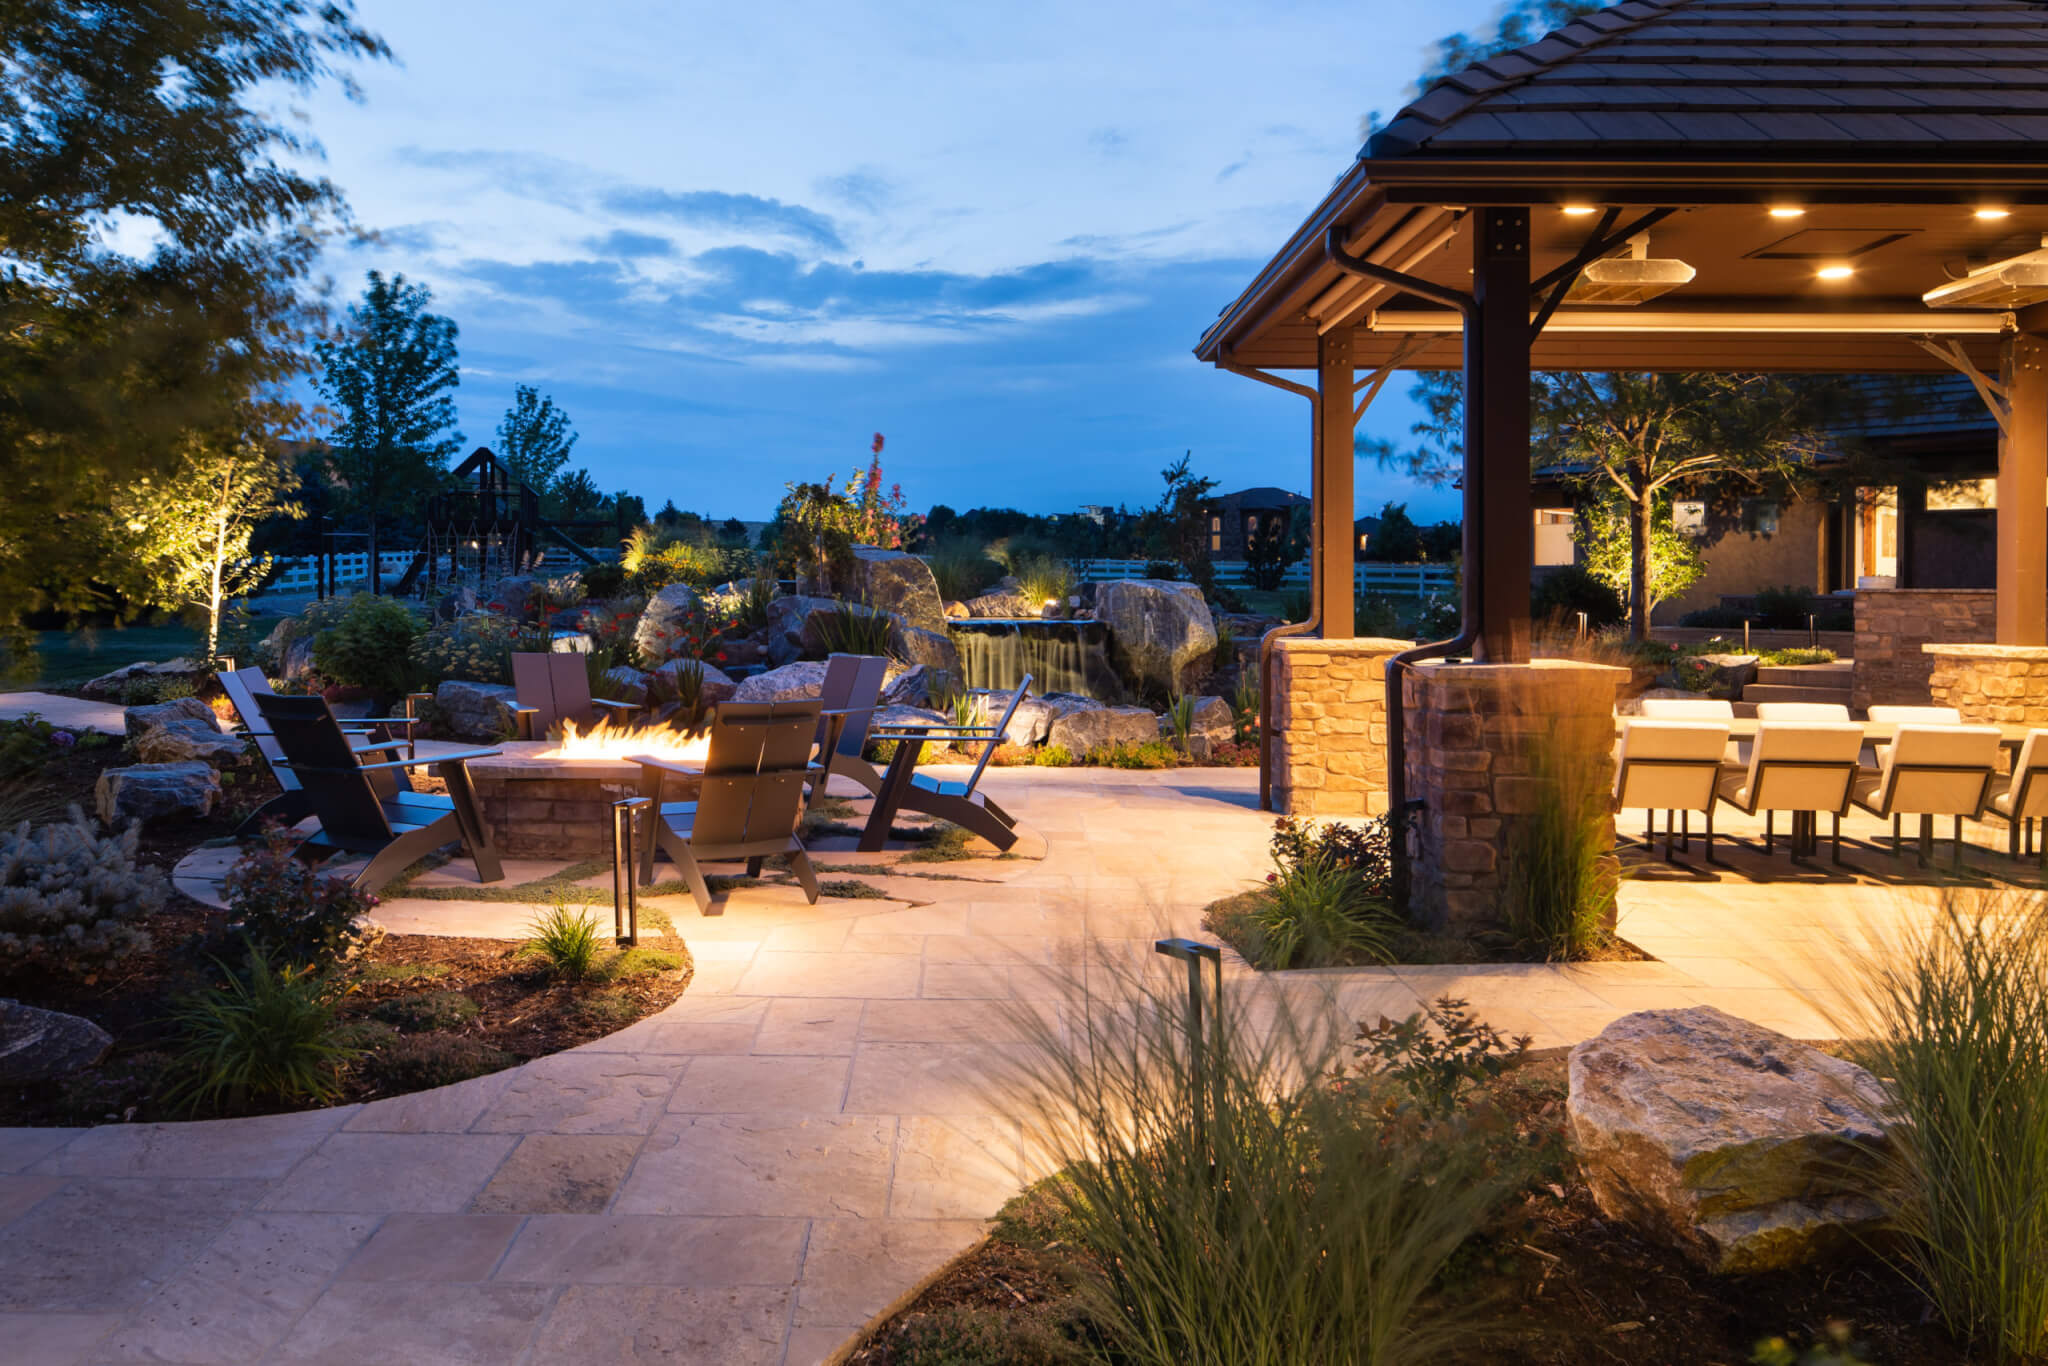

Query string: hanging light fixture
1565 233 1697 305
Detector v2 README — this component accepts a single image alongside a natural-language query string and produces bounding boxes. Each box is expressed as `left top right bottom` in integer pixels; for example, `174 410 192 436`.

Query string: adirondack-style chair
253 692 505 894
511 651 645 739
814 653 891 798
217 666 421 836
857 676 1032 854
631 700 824 916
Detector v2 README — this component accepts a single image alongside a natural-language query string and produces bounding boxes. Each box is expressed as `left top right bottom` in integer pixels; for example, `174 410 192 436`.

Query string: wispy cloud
601 189 844 251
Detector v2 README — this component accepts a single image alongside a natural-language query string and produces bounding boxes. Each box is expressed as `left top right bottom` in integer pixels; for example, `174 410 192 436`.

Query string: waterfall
951 619 1122 701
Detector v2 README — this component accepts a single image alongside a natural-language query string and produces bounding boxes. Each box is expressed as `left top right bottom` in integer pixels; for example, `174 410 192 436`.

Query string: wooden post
1999 331 2048 644
1317 325 1356 639
1472 207 1532 663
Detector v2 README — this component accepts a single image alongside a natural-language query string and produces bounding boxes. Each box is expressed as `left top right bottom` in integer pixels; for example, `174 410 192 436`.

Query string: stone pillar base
1402 659 1625 932
1924 643 2048 726
1267 636 1410 816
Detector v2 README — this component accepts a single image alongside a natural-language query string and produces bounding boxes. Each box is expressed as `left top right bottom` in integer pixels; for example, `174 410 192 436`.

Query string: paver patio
0 764 1997 1364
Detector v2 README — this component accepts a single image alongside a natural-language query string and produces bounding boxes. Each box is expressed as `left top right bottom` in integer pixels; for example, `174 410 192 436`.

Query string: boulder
1693 652 1761 700
124 697 220 740
1568 1007 1892 1274
432 586 478 623
134 718 246 766
258 619 315 682
715 633 768 669
601 664 653 705
849 545 948 635
649 658 737 707
633 583 702 664
873 705 950 735
996 695 1058 746
881 665 934 709
964 590 1034 619
1172 694 1236 760
0 999 112 1084
1049 705 1160 756
889 622 961 679
435 680 520 742
1093 580 1218 694
95 761 220 828
731 660 830 704
491 575 537 618
83 658 206 701
943 600 970 620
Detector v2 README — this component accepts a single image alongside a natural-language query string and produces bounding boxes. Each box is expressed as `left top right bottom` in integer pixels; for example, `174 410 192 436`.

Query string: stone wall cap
1410 658 1630 679
1271 634 1416 653
1920 643 2048 660
1859 588 1996 599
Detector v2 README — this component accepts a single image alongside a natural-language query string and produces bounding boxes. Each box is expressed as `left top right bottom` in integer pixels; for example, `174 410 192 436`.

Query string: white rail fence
267 552 417 595
1072 559 1455 598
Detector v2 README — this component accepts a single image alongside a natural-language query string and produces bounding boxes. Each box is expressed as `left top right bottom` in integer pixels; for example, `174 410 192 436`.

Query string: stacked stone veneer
468 749 699 859
1925 644 2048 728
1266 636 1411 816
1853 589 1996 710
1402 659 1626 932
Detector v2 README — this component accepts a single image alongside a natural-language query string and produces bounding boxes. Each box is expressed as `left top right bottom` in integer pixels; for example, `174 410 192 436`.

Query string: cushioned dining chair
1638 696 1743 765
1715 720 1865 863
1850 724 2001 870
1863 704 1965 771
1754 701 1852 722
1988 729 2048 868
1614 719 1732 862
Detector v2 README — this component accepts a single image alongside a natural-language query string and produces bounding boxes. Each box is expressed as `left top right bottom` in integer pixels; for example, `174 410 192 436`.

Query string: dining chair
1987 729 2048 869
1754 701 1852 722
1715 721 1865 863
1638 696 1743 765
1614 719 1732 862
1850 724 2001 870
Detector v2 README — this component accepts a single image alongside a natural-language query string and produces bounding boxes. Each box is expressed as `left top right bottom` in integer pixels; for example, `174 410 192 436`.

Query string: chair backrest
961 675 1033 795
818 653 889 756
1614 720 1729 811
1755 702 1852 722
254 692 392 844
218 666 296 791
690 700 823 847
513 652 599 735
1639 698 1734 720
1879 725 2001 816
1746 721 1865 814
2009 730 2048 819
1869 705 1963 726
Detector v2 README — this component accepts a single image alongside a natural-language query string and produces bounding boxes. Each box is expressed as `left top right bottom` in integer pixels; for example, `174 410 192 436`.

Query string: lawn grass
29 624 205 688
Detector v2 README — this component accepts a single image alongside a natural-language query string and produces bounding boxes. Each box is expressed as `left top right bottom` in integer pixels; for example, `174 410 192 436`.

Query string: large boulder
849 546 947 635
124 697 221 740
1094 580 1218 695
881 665 934 709
435 680 520 742
0 1000 112 1084
601 664 653 705
889 621 961 680
491 575 537 618
633 583 702 664
873 705 949 734
1686 653 1761 700
648 658 737 707
83 658 207 701
1170 694 1236 760
731 660 830 704
1568 1007 1891 1274
95 762 220 828
1049 705 1160 756
258 619 315 682
998 696 1058 745
134 718 246 766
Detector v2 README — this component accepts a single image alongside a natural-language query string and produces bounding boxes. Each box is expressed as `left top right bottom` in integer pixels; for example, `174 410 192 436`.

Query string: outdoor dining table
1614 717 2035 752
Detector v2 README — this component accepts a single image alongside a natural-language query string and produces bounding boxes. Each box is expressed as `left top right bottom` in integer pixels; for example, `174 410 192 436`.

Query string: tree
1148 453 1218 571
547 468 603 522
0 1 386 650
494 385 577 491
113 437 301 660
314 272 462 594
1365 501 1422 563
1572 489 1702 622
1244 515 1301 591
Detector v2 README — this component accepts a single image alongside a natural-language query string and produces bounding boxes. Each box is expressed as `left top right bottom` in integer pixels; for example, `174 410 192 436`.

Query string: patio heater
611 797 651 945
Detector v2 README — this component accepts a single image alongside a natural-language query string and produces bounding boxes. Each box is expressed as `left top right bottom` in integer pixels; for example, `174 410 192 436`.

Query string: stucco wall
1655 500 1829 624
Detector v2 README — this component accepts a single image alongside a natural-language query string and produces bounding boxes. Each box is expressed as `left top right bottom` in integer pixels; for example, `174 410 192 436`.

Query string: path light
611 797 651 945
1155 938 1223 1161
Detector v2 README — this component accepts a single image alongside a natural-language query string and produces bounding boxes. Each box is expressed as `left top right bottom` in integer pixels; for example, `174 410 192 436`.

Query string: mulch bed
846 1051 1966 1366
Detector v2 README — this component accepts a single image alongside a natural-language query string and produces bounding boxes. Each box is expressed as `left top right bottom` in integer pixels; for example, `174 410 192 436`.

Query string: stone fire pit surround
468 743 702 859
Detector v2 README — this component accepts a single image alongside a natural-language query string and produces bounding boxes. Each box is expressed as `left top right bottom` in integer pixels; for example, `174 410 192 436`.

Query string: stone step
1740 683 1856 706
1754 662 1853 687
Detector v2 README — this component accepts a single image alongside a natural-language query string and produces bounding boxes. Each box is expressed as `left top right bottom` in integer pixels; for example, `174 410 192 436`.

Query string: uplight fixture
1975 207 2012 221
1561 203 1598 216
1768 205 1806 219
1817 264 1855 281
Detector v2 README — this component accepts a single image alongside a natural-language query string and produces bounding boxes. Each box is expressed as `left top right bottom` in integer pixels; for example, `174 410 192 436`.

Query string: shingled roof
1369 0 2048 160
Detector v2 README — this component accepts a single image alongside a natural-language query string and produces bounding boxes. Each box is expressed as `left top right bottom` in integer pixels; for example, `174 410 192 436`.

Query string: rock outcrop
1048 705 1160 756
123 697 221 740
435 680 520 741
1568 1006 1892 1274
848 546 948 635
133 718 245 766
633 582 702 663
95 762 220 828
731 660 830 704
1093 580 1217 694
0 1000 112 1084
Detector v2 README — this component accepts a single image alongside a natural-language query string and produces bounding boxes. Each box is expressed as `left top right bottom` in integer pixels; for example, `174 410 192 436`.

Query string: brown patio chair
857 676 1032 854
511 651 645 739
631 699 824 916
253 692 505 894
217 666 422 836
813 653 892 799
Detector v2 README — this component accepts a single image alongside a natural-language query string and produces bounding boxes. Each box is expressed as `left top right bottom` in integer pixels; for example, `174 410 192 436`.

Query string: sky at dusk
299 1 1493 524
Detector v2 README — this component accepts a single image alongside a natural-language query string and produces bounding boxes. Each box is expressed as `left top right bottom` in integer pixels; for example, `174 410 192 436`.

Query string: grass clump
903 824 975 863
1500 718 1616 961
1758 646 1838 667
591 944 683 982
523 902 602 980
1211 816 1399 970
163 947 360 1113
371 989 480 1032
1848 889 2048 1362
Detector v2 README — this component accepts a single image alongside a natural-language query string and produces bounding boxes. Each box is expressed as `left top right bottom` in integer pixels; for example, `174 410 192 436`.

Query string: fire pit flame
545 717 711 763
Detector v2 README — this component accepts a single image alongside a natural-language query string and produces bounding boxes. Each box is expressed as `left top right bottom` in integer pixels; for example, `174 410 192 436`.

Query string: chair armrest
871 726 999 742
350 747 502 773
350 737 408 754
629 754 702 776
349 715 421 727
591 698 641 712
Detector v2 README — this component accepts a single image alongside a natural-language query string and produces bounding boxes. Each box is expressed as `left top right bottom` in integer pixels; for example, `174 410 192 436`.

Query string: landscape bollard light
1743 619 1751 652
1154 938 1223 1159
611 797 651 945
1808 613 1818 649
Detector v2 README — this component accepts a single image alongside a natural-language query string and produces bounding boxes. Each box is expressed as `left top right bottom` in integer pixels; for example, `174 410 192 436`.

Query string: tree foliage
1146 453 1218 571
1244 514 1301 591
1571 489 1702 621
494 384 577 492
314 272 462 592
0 1 386 644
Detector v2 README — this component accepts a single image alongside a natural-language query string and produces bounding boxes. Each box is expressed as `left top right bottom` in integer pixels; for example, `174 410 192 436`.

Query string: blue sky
301 0 1491 524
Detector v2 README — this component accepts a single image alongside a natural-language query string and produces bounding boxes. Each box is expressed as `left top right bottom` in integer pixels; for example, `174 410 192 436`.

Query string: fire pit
467 721 707 859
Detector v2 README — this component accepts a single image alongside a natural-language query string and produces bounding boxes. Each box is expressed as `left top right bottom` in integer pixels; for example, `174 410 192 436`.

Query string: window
1740 499 1780 535
1210 533 1221 552
1672 500 1707 536
1927 478 1996 511
1209 515 1221 532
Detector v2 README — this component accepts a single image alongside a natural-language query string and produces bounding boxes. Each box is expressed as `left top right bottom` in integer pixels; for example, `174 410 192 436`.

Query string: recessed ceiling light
1769 206 1806 219
1561 204 1597 216
1817 264 1855 281
1976 207 2012 221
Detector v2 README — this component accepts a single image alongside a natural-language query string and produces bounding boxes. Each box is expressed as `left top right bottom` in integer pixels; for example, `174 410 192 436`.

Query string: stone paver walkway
0 766 1988 1364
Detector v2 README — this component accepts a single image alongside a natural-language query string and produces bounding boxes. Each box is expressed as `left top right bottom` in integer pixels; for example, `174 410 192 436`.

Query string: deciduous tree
494 385 577 492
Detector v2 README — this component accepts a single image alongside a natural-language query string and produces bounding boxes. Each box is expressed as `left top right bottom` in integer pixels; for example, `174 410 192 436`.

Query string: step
1753 662 1853 687
1740 683 1855 706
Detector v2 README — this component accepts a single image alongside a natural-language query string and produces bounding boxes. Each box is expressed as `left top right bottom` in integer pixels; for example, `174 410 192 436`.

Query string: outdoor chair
1753 701 1852 722
1852 724 2003 870
814 653 891 799
1864 704 1965 770
218 666 422 836
631 699 824 915
252 691 504 894
512 651 644 739
1636 696 1743 764
857 676 1032 854
1988 729 2048 868
1714 720 1865 863
1614 719 1731 862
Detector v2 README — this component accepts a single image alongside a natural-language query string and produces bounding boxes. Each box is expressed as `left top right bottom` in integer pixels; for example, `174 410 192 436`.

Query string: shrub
410 613 543 687
523 903 601 980
372 989 481 1032
163 947 359 1113
1353 995 1530 1115
0 713 108 781
121 673 196 706
811 602 894 657
991 742 1074 767
1280 588 1312 623
1211 623 1236 671
1164 693 1195 753
1355 593 1404 638
1677 604 1751 629
1249 857 1396 968
1531 564 1625 631
580 561 628 599
1085 739 1181 770
1848 890 2048 1362
1230 674 1261 744
325 1018 400 1052
310 593 423 696
1270 814 1394 906
1758 646 1837 667
361 1032 514 1091
0 809 164 971
219 829 373 972
1499 720 1616 961
1141 559 1180 582
1015 556 1077 611
928 539 1005 602
883 1305 1083 1366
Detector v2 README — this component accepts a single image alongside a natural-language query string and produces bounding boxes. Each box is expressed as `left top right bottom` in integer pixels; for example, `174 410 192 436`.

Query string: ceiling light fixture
1769 206 1806 219
1561 203 1598 216
1975 207 2012 221
1817 264 1855 281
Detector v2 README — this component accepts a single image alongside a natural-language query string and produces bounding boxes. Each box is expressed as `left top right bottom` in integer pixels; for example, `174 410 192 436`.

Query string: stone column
1925 644 2048 727
1267 635 1410 815
1402 659 1626 932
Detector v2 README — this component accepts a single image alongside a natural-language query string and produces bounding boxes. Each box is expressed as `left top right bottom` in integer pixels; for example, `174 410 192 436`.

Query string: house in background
1201 486 1310 559
1531 375 1999 622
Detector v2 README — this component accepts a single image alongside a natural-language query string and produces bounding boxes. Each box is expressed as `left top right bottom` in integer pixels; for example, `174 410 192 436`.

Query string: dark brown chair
254 692 505 894
218 666 422 836
814 653 891 798
632 700 823 916
512 651 644 739
859 677 1032 853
